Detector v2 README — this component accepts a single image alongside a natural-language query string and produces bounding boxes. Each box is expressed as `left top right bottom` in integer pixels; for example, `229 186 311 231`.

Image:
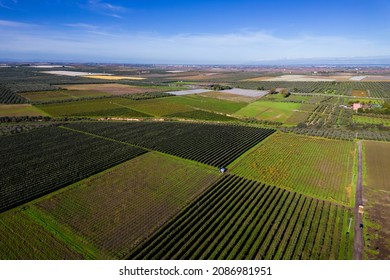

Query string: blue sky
1 0 390 64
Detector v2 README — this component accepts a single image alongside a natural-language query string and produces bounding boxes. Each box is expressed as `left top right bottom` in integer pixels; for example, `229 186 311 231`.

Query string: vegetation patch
353 115 390 126
0 126 146 212
33 152 219 259
129 175 353 260
66 122 275 167
230 132 355 206
234 101 302 123
21 90 110 103
0 208 84 259
0 104 49 117
167 110 238 122
36 98 149 117
363 141 390 259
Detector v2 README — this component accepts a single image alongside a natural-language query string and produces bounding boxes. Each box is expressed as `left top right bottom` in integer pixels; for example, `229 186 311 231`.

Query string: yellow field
85 75 145 80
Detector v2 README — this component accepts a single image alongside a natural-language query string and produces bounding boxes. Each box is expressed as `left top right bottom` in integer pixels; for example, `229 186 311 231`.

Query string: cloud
0 25 389 64
0 0 17 9
0 19 37 27
64 23 98 30
86 0 128 18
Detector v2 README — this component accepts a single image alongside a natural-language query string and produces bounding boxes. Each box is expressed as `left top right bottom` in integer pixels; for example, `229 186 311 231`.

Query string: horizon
1 0 390 64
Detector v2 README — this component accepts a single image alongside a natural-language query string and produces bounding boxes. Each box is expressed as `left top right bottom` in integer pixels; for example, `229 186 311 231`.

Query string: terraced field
129 175 353 260
230 132 355 206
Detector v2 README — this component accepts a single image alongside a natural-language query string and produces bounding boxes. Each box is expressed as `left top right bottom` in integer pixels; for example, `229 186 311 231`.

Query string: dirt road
353 141 364 259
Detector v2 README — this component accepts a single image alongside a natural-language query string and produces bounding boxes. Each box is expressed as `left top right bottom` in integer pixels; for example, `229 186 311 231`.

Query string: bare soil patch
352 90 368 97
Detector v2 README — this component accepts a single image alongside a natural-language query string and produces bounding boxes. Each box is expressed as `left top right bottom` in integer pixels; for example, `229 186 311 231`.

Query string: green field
0 104 49 116
234 101 302 122
167 110 239 121
353 115 390 126
125 95 247 116
32 152 220 259
363 141 390 259
20 90 110 103
37 98 152 117
230 132 355 206
130 175 353 260
0 208 84 259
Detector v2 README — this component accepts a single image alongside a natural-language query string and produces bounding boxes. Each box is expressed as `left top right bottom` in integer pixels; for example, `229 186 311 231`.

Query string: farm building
353 103 363 112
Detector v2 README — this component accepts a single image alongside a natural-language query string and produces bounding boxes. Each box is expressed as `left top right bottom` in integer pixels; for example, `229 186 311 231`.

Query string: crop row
128 175 352 260
236 81 390 97
66 121 275 167
0 126 146 213
0 84 27 104
283 127 390 142
231 133 354 206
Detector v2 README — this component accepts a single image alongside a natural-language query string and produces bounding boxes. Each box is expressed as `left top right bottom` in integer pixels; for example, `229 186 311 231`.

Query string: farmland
129 175 353 260
34 152 219 258
58 83 170 95
36 98 152 117
234 101 302 122
2 64 390 261
0 208 84 259
123 95 247 116
0 104 48 117
0 126 146 212
20 90 110 103
230 132 355 206
66 121 275 167
362 141 390 259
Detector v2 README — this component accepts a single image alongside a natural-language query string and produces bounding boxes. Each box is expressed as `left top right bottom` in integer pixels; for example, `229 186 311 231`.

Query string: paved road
353 141 364 259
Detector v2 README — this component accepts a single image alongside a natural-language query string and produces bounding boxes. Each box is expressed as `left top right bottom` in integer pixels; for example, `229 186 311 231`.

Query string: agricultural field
20 90 110 103
31 152 220 259
234 101 302 123
362 141 390 259
85 75 145 80
129 175 353 260
36 98 152 117
0 208 84 259
66 121 275 167
58 83 170 95
0 104 48 117
0 84 27 104
352 90 368 97
198 91 256 103
353 115 390 126
125 95 247 116
0 126 146 212
167 110 239 121
3 65 390 261
230 132 355 206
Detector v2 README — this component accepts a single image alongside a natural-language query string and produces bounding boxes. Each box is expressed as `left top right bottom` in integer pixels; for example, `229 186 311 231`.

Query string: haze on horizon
1 0 390 64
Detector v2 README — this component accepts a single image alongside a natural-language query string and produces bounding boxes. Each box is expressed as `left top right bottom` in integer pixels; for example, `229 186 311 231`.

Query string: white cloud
0 24 389 63
0 19 37 27
86 0 128 18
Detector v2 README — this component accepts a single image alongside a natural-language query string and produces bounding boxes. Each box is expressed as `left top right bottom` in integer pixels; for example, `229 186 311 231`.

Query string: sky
1 0 390 64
